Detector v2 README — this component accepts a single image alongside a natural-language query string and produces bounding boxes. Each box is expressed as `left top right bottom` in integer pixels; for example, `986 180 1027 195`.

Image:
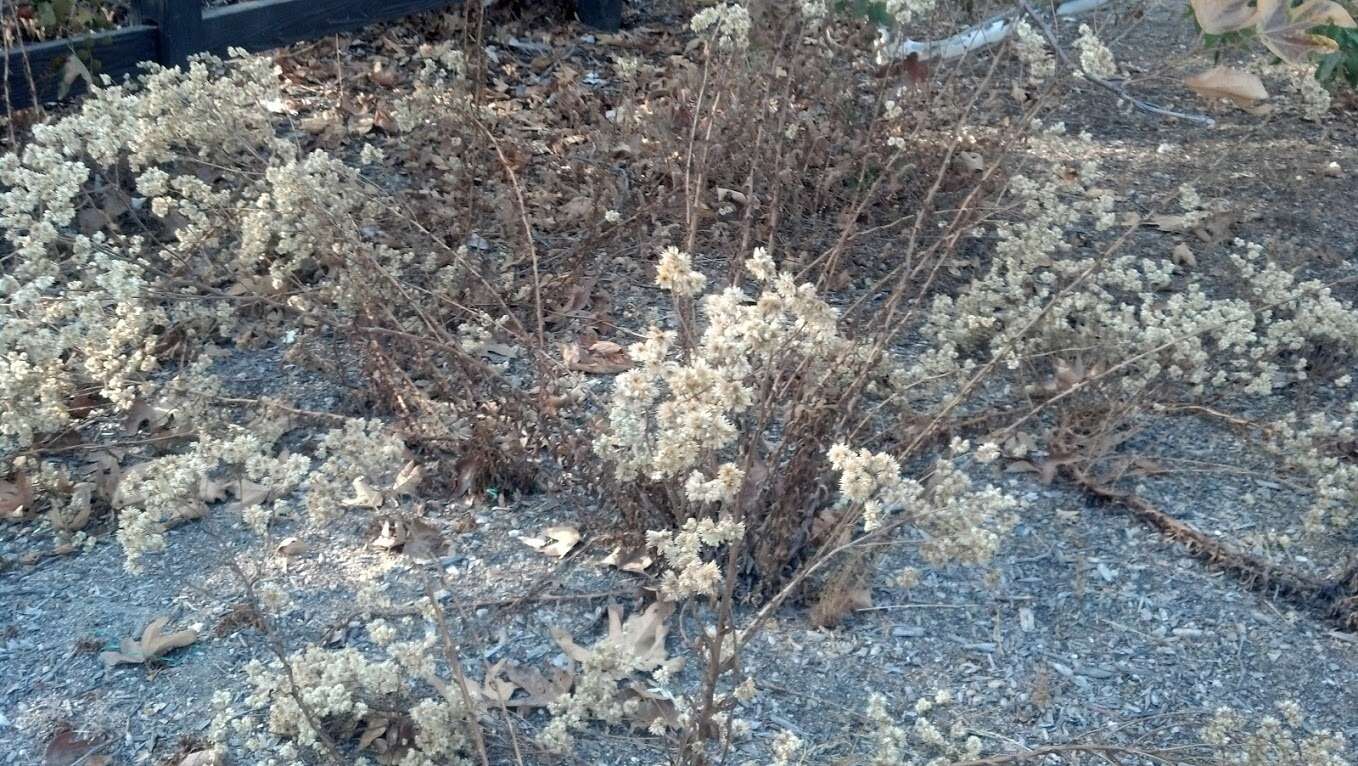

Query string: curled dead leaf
43 726 108 766
601 544 653 573
520 525 581 558
503 663 574 708
357 711 416 759
1184 66 1269 108
275 537 307 557
52 482 95 532
1 472 35 522
101 616 199 668
1190 0 1259 34
562 339 632 374
369 515 446 561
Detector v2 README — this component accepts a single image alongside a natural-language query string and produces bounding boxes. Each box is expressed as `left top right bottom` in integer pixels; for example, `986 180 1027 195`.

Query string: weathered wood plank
199 0 461 55
4 0 624 110
132 0 206 67
2 25 158 110
201 0 621 56
576 0 621 31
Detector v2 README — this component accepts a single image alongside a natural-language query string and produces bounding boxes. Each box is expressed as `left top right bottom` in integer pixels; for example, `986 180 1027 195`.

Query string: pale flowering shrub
599 242 1015 591
1074 24 1118 79
690 2 753 52
909 129 1358 404
304 418 410 523
1013 19 1056 84
1201 702 1350 766
647 516 746 601
884 0 939 26
228 633 480 766
827 442 1013 562
112 420 311 571
1270 405 1358 536
0 56 289 457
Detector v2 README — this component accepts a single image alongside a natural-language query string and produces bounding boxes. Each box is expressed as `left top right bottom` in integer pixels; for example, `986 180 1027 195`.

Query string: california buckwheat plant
5 0 1358 764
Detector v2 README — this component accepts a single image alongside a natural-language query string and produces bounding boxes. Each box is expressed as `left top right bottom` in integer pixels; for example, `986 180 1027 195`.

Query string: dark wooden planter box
3 0 622 110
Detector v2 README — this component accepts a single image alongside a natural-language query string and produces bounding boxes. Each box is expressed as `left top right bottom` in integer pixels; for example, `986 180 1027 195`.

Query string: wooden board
199 0 461 55
2 25 158 110
4 0 622 110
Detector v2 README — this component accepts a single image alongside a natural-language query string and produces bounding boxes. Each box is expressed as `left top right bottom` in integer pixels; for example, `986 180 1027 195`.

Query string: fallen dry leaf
52 482 94 532
275 537 307 557
551 601 677 673
620 681 680 731
357 711 416 760
520 525 581 558
177 751 223 766
1190 0 1259 34
601 544 653 573
43 726 108 766
468 660 519 706
101 616 199 668
562 339 632 374
370 515 446 561
122 398 174 436
1184 66 1269 107
503 663 574 708
1 472 35 521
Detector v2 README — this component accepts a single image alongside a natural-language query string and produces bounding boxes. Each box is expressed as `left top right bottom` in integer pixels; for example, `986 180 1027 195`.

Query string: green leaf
37 2 58 30
1318 50 1342 79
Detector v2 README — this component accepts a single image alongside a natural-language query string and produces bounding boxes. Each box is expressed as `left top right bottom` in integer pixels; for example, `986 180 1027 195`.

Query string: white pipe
885 0 1115 61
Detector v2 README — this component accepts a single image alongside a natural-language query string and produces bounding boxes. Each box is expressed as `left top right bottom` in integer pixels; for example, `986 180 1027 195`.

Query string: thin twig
423 582 492 766
951 742 1197 765
226 558 345 764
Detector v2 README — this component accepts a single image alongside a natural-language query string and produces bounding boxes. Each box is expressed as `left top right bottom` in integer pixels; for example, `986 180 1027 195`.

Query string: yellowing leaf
1190 0 1259 34
1254 0 1356 64
1184 66 1269 107
101 616 199 668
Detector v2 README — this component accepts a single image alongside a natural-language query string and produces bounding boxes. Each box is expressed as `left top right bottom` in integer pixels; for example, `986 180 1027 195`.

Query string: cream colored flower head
656 246 707 296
